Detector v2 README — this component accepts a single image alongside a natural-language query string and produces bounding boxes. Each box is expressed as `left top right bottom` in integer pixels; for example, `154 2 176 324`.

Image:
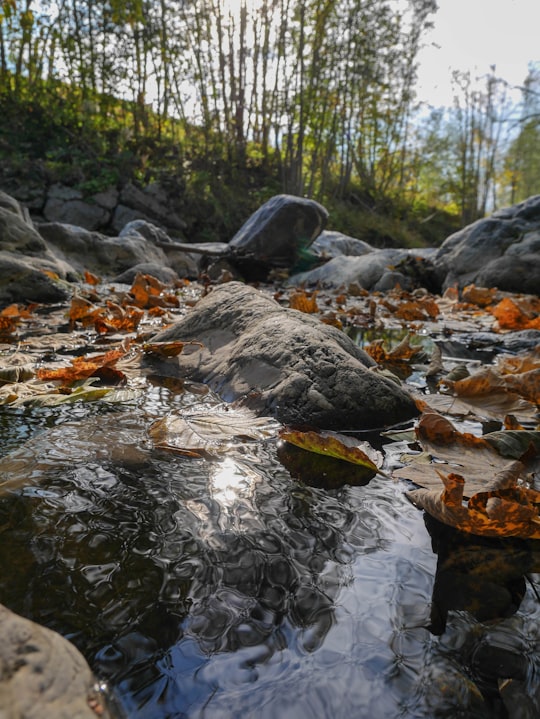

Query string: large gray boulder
0 192 74 304
149 282 419 429
43 184 111 231
289 248 436 291
310 230 374 258
228 194 329 280
38 222 170 276
0 603 112 719
434 195 540 293
0 252 70 305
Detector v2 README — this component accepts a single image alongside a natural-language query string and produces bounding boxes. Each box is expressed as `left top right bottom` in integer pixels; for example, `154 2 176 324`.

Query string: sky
415 0 540 108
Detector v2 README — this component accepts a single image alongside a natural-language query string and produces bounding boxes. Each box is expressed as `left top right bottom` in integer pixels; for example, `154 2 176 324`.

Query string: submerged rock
0 603 112 719
150 282 419 429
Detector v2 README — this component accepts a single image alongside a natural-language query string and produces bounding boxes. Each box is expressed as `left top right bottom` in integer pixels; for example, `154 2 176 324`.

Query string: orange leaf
461 284 497 307
84 270 101 285
289 290 319 313
407 463 540 539
142 340 203 357
491 297 540 330
69 295 104 325
37 347 128 385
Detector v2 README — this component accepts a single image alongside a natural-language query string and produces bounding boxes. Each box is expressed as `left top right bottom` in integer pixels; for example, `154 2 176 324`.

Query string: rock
113 263 179 285
310 230 374 258
38 222 170 276
118 219 175 245
288 248 432 291
0 189 33 223
149 282 419 429
114 182 185 232
0 603 112 719
43 184 111 231
44 196 110 231
0 192 76 304
0 252 70 305
434 195 540 294
0 192 49 255
228 194 329 280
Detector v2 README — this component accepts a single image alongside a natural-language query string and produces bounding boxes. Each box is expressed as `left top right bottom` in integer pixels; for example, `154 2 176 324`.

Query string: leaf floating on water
483 430 540 460
149 409 281 457
37 346 129 386
279 427 385 475
393 410 539 497
0 364 35 385
406 462 540 539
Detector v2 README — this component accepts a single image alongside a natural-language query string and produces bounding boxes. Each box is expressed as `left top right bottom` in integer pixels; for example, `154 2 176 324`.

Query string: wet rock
228 194 328 280
434 195 540 294
38 221 169 276
149 282 419 429
0 603 112 719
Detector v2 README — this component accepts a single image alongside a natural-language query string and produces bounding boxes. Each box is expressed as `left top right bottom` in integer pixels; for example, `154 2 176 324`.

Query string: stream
0 336 539 719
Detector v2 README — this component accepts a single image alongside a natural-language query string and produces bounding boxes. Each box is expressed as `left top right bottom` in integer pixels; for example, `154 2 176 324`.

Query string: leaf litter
0 276 539 538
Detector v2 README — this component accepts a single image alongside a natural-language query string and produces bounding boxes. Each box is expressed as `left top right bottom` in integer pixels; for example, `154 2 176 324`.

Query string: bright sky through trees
416 0 540 106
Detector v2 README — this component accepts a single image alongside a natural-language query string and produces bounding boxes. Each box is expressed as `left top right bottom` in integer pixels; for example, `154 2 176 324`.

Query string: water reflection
425 514 538 635
1 402 540 718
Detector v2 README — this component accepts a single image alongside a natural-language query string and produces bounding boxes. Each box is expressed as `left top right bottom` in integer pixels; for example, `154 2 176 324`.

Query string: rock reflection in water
425 514 537 635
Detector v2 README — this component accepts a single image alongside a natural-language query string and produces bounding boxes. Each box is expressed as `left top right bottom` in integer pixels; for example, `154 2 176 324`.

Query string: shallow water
1 381 539 718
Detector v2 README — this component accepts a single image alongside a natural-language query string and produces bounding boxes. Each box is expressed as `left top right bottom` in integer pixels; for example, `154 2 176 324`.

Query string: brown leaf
36 347 128 386
461 284 498 307
490 296 540 330
84 270 101 285
289 289 319 313
393 410 532 496
142 340 203 358
279 428 384 473
406 462 540 538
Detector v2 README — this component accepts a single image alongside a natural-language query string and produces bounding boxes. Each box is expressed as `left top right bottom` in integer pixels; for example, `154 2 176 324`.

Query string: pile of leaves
0 273 539 540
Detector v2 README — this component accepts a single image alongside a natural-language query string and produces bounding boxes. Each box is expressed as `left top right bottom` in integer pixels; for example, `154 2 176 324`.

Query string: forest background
1 0 539 247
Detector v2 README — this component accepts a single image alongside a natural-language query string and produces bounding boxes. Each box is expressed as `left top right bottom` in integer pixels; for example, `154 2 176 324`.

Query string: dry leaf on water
149 409 280 457
393 410 539 496
279 427 385 474
406 463 540 539
37 346 129 386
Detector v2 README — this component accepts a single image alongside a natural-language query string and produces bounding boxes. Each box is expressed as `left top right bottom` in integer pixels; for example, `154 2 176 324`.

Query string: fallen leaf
84 270 101 285
149 409 280 457
142 340 203 357
36 347 128 386
289 289 319 313
461 284 498 307
490 296 540 330
406 463 540 539
393 410 537 496
279 428 385 474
